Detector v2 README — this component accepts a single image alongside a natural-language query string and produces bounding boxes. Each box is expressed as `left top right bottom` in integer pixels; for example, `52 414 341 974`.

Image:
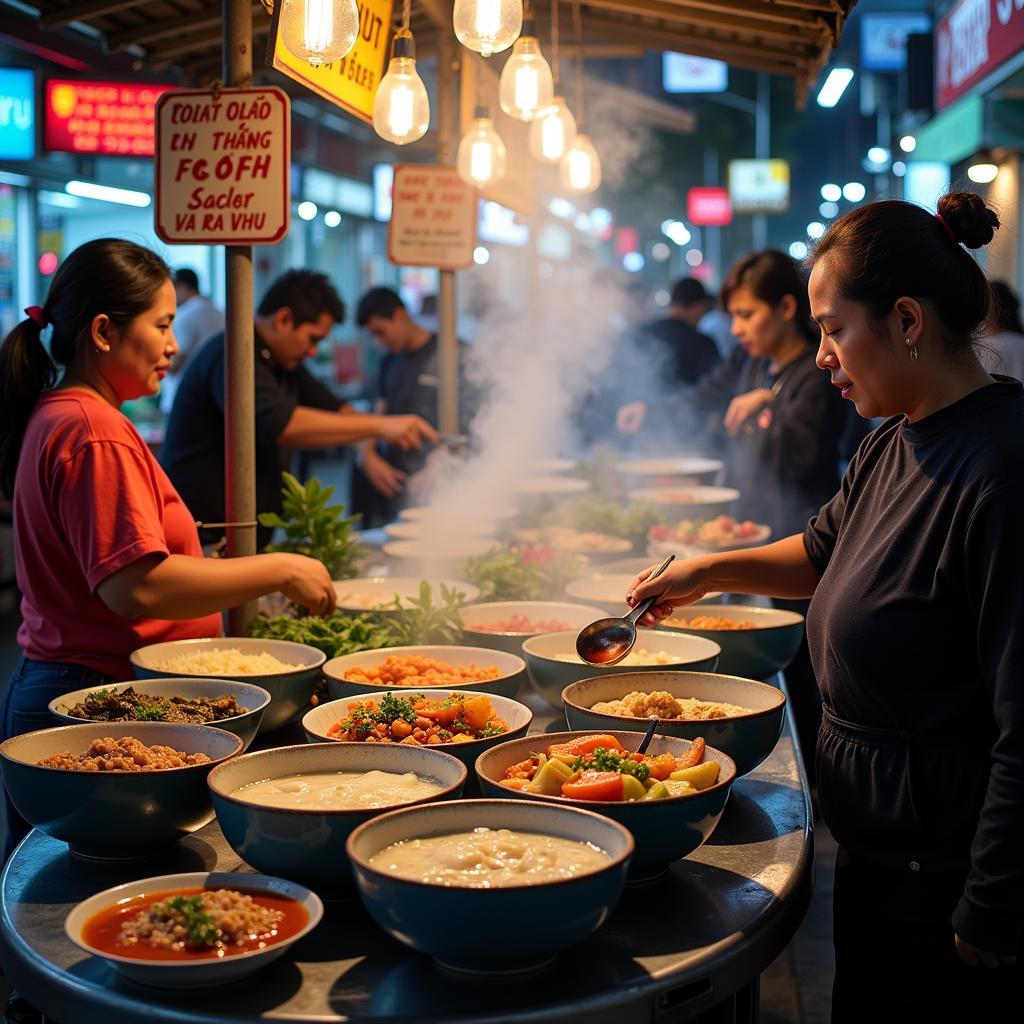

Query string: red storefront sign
936 0 1024 109
44 79 174 156
687 187 732 226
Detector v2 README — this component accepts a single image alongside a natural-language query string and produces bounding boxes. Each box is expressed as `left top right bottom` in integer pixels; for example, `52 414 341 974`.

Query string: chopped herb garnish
377 693 417 724
481 721 507 737
134 704 168 721
85 688 118 703
152 895 220 946
574 747 650 783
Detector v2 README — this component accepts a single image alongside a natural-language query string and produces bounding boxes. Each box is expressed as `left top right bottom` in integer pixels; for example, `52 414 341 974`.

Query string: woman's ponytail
0 317 58 496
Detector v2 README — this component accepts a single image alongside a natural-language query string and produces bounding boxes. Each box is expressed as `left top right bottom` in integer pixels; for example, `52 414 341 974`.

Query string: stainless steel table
0 699 813 1024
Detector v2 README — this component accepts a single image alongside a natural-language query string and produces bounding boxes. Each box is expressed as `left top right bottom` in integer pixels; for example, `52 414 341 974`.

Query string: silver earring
907 339 918 362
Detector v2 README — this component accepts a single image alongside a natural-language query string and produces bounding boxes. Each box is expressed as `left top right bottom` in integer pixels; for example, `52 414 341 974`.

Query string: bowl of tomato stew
65 871 322 987
475 730 736 882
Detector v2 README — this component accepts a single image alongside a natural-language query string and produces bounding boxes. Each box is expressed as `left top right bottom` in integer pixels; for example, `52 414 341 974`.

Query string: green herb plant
259 473 365 580
248 611 390 659
383 581 465 646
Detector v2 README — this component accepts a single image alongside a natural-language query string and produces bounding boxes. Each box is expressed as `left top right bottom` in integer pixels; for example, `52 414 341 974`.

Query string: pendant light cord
402 0 411 30
551 0 560 86
572 0 584 129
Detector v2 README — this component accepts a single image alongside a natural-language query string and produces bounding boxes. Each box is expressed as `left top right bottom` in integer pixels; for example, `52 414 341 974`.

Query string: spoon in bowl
635 716 660 755
575 554 675 667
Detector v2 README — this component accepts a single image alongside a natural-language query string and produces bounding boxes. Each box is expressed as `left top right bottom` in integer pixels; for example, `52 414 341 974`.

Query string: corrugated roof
21 0 855 105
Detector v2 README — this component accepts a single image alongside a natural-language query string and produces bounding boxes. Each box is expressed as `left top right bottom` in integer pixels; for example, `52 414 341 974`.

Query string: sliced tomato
547 734 624 758
675 737 706 770
561 771 625 801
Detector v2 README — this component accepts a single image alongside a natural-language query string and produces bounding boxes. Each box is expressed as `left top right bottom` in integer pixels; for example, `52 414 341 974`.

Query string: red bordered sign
387 164 476 270
155 87 290 245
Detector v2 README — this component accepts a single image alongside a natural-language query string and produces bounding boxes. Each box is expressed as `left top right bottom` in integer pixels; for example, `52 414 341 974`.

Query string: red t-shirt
15 390 223 678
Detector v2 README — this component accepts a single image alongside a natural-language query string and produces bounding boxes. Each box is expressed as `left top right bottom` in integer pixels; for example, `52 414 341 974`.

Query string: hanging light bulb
498 9 553 120
560 133 601 193
373 29 430 144
280 0 359 67
529 95 576 162
453 0 523 56
457 107 507 186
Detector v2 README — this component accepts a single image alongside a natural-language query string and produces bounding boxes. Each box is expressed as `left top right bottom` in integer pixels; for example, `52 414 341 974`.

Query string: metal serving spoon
575 554 675 667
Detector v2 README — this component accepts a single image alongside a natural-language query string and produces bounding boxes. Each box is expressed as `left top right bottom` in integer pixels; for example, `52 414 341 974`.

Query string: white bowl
323 645 528 702
512 528 632 561
513 476 591 497
65 871 322 987
627 486 740 518
616 457 724 481
400 504 520 523
461 601 607 655
332 576 480 616
565 574 722 615
527 458 577 475
384 521 498 541
522 629 721 708
647 524 772 559
383 538 496 571
130 638 326 734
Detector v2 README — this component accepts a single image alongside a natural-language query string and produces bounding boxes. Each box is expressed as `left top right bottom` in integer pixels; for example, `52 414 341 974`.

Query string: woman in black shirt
629 192 1023 1018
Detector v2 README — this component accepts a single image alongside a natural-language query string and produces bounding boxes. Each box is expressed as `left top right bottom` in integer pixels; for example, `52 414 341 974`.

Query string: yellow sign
269 0 394 124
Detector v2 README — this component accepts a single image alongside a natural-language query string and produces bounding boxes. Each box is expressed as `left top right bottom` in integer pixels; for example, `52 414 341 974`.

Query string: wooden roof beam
565 0 828 46
583 0 831 32
148 18 267 62
40 0 146 30
105 5 264 50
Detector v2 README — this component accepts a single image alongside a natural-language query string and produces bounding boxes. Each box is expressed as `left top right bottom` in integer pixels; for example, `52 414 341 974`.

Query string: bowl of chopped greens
49 679 271 751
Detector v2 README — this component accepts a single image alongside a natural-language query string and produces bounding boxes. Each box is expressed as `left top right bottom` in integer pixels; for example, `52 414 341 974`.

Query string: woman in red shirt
0 239 335 848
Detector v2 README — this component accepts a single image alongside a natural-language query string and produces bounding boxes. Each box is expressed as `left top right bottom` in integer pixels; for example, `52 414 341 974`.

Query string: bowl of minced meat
561 670 787 777
130 638 327 734
0 722 243 858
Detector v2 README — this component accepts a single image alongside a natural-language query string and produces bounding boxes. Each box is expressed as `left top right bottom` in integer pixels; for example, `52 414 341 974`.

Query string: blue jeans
1 656 112 860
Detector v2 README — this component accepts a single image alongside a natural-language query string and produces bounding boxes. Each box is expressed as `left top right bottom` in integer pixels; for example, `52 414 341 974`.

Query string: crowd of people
0 190 1022 1020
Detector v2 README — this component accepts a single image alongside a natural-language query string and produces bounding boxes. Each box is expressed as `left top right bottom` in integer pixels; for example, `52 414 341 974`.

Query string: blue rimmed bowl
476 730 736 882
208 741 467 890
347 798 633 973
562 671 785 777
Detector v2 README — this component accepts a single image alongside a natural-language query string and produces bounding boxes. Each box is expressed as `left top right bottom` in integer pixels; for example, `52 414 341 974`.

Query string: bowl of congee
347 799 633 972
207 741 466 891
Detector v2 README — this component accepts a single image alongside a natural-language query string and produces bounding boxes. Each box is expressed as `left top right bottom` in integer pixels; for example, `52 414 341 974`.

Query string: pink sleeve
54 440 171 592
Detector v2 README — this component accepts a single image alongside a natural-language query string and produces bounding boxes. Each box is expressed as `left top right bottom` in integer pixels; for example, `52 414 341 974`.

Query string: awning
19 0 855 105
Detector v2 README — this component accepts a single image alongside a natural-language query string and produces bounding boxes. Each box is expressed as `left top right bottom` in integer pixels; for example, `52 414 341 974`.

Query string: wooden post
223 0 257 635
437 24 460 436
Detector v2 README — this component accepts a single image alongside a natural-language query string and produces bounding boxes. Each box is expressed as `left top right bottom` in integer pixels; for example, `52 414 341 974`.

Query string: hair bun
937 191 1000 249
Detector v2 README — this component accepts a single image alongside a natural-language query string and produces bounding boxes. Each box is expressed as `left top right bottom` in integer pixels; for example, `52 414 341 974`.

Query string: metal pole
436 26 460 436
703 145 722 287
752 72 769 251
223 0 257 634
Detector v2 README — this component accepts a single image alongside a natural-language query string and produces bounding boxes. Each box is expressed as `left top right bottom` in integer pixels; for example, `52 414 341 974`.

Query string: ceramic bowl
130 638 325 734
48 677 271 751
332 576 480 617
615 457 724 483
512 528 633 565
323 645 528 702
476 731 735 882
301 688 533 774
0 722 242 859
208 742 467 890
562 671 786 777
460 601 606 656
513 476 591 498
383 538 495 574
400 504 520 523
659 605 805 679
647 525 772 561
65 870 322 987
521 629 720 708
527 458 577 475
384 521 498 541
564 573 723 615
627 486 740 519
347 799 633 972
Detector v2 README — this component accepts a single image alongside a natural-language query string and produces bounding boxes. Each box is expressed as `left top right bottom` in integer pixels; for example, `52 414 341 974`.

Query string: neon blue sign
0 69 36 161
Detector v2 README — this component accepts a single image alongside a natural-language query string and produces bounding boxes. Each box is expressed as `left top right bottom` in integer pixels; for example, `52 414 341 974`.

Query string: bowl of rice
561 670 786 777
521 629 720 708
130 638 326 734
0 722 242 859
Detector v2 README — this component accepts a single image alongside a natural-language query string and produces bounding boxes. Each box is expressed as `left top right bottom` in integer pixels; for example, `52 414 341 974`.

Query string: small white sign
388 164 476 270
155 87 290 245
663 52 728 94
728 159 790 213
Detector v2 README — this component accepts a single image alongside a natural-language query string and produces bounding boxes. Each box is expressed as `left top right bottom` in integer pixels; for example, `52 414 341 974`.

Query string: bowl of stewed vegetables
562 671 786 777
208 741 467 891
347 798 634 973
475 730 736 882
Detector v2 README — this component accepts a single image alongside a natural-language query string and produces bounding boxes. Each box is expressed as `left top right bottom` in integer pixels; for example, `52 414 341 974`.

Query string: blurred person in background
353 287 474 526
631 193 1024 1018
159 268 225 415
161 271 436 548
981 280 1024 382
636 277 721 387
0 240 334 858
673 277 738 359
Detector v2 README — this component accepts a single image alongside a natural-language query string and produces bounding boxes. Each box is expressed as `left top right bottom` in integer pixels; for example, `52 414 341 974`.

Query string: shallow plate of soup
65 871 322 987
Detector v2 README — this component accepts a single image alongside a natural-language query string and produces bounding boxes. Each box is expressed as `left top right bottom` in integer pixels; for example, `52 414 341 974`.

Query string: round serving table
0 694 813 1024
